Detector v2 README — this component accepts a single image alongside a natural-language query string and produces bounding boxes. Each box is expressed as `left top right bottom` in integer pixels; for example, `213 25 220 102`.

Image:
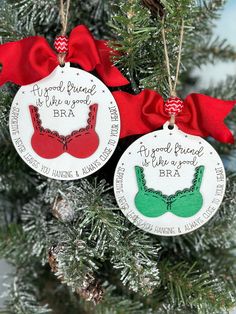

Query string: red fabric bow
112 90 236 144
0 25 129 87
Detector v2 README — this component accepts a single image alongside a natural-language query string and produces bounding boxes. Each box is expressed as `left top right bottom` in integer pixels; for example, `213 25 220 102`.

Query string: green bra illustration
134 165 205 218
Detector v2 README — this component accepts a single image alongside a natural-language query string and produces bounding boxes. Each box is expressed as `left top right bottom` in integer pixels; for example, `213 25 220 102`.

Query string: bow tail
66 25 101 70
95 40 129 87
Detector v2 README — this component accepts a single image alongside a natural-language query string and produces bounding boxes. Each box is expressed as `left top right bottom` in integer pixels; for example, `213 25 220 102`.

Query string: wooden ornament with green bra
134 166 205 218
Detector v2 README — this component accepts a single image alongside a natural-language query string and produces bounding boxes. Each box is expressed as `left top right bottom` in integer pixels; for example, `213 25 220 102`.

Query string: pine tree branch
40 178 161 294
0 271 52 314
158 260 235 313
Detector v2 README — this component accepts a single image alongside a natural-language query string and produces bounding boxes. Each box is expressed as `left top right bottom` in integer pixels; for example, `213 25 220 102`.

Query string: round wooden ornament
114 123 226 236
9 63 120 180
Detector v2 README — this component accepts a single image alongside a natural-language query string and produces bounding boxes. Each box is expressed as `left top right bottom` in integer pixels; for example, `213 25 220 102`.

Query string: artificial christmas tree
0 0 236 313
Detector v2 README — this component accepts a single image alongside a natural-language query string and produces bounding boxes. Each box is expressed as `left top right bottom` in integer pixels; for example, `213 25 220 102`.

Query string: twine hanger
57 0 71 66
59 0 71 36
161 18 185 125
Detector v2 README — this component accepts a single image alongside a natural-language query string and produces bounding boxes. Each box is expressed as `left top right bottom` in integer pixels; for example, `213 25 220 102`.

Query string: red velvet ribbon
0 25 129 87
112 90 236 144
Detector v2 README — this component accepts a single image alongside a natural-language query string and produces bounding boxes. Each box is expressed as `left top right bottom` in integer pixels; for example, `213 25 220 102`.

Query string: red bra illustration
29 104 99 159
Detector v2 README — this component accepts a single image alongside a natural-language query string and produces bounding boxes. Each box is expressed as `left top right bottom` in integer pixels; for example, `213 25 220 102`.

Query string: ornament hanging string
60 0 71 35
58 0 71 66
161 18 185 125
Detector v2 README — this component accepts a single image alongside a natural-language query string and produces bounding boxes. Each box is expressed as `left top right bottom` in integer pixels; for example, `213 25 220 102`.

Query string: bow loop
66 25 101 70
178 93 235 144
112 90 167 138
0 36 57 86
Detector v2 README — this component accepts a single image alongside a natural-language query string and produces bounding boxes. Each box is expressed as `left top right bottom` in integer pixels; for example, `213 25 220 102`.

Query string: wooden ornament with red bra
2 0 130 180
0 0 131 180
7 52 122 180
